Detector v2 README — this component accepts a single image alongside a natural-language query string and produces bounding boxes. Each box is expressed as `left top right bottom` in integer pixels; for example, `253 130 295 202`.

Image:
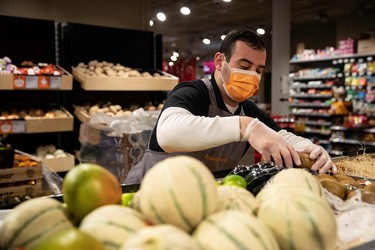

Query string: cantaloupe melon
267 168 324 197
80 204 147 250
257 185 337 250
193 210 279 250
139 156 218 232
121 224 200 250
216 185 259 215
0 197 74 250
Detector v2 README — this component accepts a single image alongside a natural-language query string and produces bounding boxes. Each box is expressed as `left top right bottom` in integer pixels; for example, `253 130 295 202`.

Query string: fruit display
0 106 70 120
75 60 164 78
1 155 375 249
74 100 164 123
0 56 63 76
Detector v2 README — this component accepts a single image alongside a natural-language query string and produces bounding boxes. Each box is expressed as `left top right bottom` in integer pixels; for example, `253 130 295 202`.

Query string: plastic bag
227 162 284 195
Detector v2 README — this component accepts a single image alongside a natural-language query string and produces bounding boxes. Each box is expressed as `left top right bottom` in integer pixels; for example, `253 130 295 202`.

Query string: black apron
125 78 248 184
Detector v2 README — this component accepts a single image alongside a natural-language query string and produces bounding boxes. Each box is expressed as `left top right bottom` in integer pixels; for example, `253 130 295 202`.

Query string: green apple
222 174 247 189
121 192 136 207
30 228 105 250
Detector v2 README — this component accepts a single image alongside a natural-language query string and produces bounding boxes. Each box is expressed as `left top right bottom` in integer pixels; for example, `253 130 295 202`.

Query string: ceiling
149 0 375 61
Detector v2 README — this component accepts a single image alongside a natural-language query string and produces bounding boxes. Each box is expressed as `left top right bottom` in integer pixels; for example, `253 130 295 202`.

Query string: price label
12 75 26 89
50 76 62 89
0 120 25 134
38 76 51 89
26 75 38 89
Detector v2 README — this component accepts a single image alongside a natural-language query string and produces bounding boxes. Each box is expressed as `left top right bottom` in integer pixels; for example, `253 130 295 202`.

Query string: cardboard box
72 67 179 91
42 153 75 172
74 105 90 123
0 165 43 184
25 106 74 133
0 66 73 90
79 123 151 183
358 39 375 54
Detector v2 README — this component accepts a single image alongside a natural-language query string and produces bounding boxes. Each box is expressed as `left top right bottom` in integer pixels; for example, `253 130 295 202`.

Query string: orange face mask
220 60 261 102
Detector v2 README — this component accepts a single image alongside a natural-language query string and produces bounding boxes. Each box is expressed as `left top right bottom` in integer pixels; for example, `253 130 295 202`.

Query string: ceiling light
203 38 211 45
222 0 232 2
256 27 265 35
180 6 191 15
221 34 226 40
156 12 166 21
149 20 154 27
171 55 177 61
196 56 200 61
169 61 174 66
173 51 180 57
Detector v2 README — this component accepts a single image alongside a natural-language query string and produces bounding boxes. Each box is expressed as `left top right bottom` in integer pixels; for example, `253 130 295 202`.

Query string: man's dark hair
219 27 266 61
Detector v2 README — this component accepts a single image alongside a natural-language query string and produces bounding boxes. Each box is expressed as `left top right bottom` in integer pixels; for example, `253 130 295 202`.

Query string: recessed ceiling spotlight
180 6 191 15
149 20 154 27
171 55 177 61
256 27 265 35
222 0 232 2
196 56 200 61
173 51 180 57
203 38 211 45
221 34 226 40
156 12 167 21
169 61 174 66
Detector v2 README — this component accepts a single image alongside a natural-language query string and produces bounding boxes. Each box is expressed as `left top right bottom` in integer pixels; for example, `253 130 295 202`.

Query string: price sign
0 120 25 134
12 75 26 89
26 75 38 89
38 76 51 89
50 76 62 89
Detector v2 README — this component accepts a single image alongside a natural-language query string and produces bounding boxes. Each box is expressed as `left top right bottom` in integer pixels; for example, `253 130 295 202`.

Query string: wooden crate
0 179 43 198
72 67 178 91
0 165 43 184
0 66 73 90
42 153 75 172
25 106 74 133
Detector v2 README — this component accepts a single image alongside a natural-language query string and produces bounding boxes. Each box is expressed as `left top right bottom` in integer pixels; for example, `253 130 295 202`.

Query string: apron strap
201 78 216 106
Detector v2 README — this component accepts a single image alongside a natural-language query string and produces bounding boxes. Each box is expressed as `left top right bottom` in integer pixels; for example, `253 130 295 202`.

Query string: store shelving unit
0 16 74 154
289 53 375 156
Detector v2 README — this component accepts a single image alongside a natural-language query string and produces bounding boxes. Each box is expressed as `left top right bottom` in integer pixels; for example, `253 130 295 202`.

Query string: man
125 27 336 184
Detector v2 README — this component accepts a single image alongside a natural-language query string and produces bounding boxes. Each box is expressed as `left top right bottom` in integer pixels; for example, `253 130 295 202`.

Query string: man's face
221 41 266 83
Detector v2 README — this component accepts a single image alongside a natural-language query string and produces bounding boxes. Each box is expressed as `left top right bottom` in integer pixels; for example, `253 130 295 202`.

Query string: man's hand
244 118 301 167
299 145 337 174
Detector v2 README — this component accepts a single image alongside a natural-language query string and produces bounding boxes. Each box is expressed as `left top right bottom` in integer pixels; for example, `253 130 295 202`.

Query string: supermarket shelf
291 84 333 89
304 121 332 126
331 126 375 133
290 75 340 80
290 52 375 64
319 139 331 145
290 103 331 108
291 94 333 99
328 150 345 156
331 138 375 147
290 112 331 117
296 130 331 136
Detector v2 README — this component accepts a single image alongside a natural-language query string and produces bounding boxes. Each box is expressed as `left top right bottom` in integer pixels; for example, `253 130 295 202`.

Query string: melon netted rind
121 224 200 250
0 197 74 250
193 210 279 250
267 168 324 197
80 204 147 250
257 188 338 250
216 185 259 215
139 155 218 232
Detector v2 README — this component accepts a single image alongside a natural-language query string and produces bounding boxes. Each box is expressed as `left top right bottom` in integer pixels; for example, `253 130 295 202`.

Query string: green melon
139 156 218 232
0 197 74 250
80 204 147 250
193 210 279 250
